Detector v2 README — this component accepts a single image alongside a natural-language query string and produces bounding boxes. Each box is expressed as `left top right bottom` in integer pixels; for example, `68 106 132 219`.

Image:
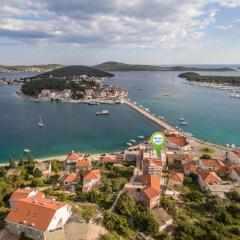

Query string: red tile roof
142 174 161 200
200 159 225 170
6 197 66 231
64 173 80 184
182 162 197 172
75 160 91 168
9 189 44 203
166 134 189 147
83 169 100 180
198 171 221 184
67 152 84 161
234 150 240 158
168 172 184 183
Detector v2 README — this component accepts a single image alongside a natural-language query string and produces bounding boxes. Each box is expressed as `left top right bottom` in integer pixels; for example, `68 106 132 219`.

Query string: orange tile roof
9 189 43 202
6 197 66 231
142 174 161 200
169 172 184 183
64 173 80 184
183 162 197 172
67 152 84 161
166 134 189 147
234 150 240 158
198 171 221 184
144 158 163 168
168 153 194 161
75 160 90 168
100 156 114 163
201 159 225 170
83 169 100 180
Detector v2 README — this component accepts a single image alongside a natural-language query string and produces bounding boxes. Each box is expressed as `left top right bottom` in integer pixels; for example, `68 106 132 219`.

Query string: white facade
227 151 240 164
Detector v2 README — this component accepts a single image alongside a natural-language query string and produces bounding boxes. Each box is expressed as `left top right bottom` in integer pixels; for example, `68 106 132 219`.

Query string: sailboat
38 115 44 127
178 114 185 121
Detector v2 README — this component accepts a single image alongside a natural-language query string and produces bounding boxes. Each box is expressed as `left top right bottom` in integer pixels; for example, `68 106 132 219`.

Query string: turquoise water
1 70 240 162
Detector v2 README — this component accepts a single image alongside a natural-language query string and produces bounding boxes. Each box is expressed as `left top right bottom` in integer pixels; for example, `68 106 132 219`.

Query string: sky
0 0 240 65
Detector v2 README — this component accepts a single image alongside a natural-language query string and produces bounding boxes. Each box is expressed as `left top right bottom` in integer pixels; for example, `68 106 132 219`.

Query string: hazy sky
1 0 240 65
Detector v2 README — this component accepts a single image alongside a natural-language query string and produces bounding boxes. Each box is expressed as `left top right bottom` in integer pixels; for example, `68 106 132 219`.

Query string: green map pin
150 132 166 157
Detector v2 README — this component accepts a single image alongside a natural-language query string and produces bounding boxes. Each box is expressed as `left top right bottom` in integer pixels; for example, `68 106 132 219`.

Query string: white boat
126 142 133 146
178 114 185 121
38 115 44 127
24 149 31 153
96 110 109 115
130 139 136 143
159 116 165 120
226 144 230 147
180 121 188 125
138 136 144 139
231 144 236 149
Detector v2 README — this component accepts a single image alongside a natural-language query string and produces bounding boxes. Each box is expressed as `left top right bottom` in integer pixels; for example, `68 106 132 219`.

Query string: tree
31 178 44 187
51 160 61 173
9 156 17 169
115 193 136 216
18 155 24 167
80 205 97 223
33 168 43 178
200 154 211 159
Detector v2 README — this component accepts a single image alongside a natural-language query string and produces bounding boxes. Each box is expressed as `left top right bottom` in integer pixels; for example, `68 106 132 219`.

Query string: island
178 72 240 86
94 61 235 72
20 65 127 103
0 64 62 73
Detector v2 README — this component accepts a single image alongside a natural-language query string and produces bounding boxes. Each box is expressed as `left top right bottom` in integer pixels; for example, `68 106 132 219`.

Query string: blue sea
1 69 240 162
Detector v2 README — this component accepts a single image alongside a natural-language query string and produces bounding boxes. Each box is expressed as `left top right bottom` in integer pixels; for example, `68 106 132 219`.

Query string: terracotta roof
144 158 163 168
7 168 21 176
183 162 197 172
75 160 91 168
100 156 114 163
9 189 43 202
168 153 194 161
198 171 221 184
67 152 84 161
83 169 100 180
142 174 161 200
64 173 80 184
200 159 225 170
232 167 240 176
6 197 66 231
234 150 240 158
166 134 189 147
168 172 184 183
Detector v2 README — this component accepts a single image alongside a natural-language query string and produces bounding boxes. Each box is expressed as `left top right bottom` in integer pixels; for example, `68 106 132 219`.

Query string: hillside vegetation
94 61 235 72
31 65 114 79
179 72 240 85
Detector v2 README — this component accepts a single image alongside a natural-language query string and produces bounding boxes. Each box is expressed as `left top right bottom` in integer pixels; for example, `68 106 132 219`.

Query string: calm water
1 70 240 162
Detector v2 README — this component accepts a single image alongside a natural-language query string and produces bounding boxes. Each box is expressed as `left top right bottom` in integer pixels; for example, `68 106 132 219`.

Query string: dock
122 98 176 132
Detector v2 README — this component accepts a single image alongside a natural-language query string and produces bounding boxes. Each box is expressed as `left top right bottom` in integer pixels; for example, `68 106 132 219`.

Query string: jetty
123 98 231 153
123 98 176 132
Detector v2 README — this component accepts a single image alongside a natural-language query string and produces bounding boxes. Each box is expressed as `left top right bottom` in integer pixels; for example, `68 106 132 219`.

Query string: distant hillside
179 72 240 85
31 65 114 79
0 64 62 72
94 62 235 72
94 62 163 71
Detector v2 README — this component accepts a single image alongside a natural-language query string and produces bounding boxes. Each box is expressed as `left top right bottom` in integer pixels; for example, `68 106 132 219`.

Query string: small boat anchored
178 114 185 122
96 110 109 116
130 139 136 143
138 135 144 139
126 142 133 146
180 121 188 125
38 115 44 127
24 149 31 153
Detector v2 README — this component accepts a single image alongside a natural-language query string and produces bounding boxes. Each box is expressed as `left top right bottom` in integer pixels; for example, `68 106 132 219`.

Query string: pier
122 98 176 132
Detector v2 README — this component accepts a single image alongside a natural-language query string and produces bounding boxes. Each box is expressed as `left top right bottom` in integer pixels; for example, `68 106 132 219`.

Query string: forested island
178 72 240 86
20 65 126 102
94 61 235 72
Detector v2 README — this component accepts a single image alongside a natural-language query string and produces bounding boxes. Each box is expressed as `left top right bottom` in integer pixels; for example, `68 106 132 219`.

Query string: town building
182 161 197 175
151 207 173 232
167 152 194 165
9 189 44 208
229 166 240 182
34 161 52 176
75 160 92 172
227 150 240 164
6 197 71 240
198 171 222 190
142 158 163 177
168 172 184 188
141 174 161 209
63 173 80 187
166 133 191 151
83 169 101 193
7 168 22 176
198 159 225 172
